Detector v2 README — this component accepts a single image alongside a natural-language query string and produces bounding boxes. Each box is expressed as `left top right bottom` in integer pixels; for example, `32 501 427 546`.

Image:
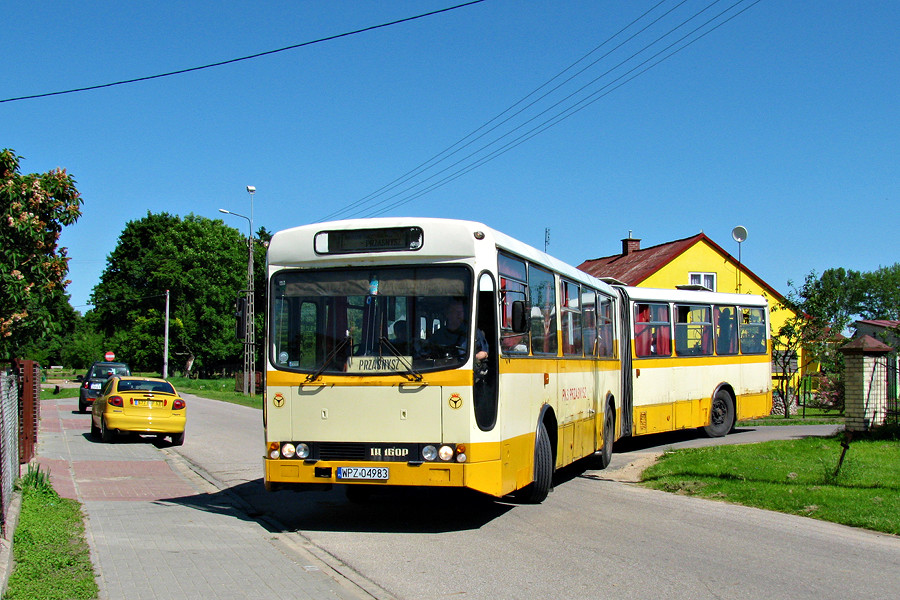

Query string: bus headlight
281 443 296 458
422 445 438 461
296 443 310 459
439 445 454 461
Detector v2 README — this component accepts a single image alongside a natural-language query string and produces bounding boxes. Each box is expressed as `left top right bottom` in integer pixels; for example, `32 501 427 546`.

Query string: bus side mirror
234 296 247 340
511 301 528 333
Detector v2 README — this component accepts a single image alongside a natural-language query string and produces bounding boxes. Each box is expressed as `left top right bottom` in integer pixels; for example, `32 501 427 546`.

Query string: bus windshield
270 266 474 376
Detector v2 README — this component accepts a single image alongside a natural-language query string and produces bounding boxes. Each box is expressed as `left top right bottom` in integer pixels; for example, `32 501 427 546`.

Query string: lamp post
219 187 257 396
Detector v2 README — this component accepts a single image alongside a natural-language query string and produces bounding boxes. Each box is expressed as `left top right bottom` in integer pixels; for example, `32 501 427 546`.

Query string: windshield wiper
305 336 351 383
379 336 423 382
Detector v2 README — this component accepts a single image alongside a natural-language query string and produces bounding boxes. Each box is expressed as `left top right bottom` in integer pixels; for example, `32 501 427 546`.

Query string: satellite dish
732 225 748 243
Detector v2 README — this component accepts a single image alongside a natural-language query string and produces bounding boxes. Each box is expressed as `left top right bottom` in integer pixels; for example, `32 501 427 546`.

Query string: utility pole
246 186 256 397
218 185 257 396
163 289 170 379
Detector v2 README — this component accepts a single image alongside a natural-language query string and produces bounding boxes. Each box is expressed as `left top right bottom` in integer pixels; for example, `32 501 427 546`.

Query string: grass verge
738 407 844 427
4 465 98 600
640 430 900 535
41 377 261 408
166 377 262 408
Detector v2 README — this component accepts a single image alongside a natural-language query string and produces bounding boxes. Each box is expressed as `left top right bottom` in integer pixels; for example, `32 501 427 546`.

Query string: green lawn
738 406 845 427
640 431 900 535
4 466 98 600
41 376 261 409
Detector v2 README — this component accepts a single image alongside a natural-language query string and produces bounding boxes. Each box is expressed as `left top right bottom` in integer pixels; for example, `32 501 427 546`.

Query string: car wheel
90 418 100 439
79 399 87 413
100 416 114 443
171 431 185 446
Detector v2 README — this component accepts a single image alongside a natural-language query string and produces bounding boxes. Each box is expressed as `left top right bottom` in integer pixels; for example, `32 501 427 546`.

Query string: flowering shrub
1 149 82 354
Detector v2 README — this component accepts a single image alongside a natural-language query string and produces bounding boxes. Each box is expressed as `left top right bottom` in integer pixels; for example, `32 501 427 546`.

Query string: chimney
621 230 640 255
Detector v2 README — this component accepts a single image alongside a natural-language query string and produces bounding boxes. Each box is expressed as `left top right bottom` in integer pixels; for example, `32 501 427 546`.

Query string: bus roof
267 217 620 295
267 218 768 307
619 285 769 308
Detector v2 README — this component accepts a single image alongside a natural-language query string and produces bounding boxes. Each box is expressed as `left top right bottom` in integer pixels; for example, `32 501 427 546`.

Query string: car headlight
281 443 296 458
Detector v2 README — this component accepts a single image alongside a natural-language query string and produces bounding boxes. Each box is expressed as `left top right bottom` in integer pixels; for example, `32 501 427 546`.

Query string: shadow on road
162 477 515 535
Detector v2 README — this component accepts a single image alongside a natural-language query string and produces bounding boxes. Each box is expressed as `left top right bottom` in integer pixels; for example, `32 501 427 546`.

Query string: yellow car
91 376 186 445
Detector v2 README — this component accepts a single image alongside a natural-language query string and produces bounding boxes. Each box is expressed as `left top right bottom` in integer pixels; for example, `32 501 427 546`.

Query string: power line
0 1 485 104
334 0 763 220
316 0 673 222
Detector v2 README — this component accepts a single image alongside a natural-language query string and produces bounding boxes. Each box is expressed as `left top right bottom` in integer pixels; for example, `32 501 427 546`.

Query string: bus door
474 273 498 430
615 288 634 438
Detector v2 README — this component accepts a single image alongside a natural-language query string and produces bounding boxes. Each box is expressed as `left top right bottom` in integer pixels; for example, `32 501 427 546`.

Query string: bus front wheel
703 390 734 438
521 422 553 503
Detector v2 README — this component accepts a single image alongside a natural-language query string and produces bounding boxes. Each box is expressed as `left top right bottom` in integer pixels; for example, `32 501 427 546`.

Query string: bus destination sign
315 227 423 254
346 356 414 374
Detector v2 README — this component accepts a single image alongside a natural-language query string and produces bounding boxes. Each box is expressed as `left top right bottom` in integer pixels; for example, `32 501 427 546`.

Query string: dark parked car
78 361 131 412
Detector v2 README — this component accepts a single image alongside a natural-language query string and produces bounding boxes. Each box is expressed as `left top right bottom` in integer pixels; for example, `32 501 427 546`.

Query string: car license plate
91 383 102 390
336 467 389 481
133 400 160 407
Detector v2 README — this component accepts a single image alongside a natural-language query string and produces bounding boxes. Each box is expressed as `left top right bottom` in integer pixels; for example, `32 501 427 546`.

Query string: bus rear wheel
703 390 734 438
520 422 553 503
593 405 615 469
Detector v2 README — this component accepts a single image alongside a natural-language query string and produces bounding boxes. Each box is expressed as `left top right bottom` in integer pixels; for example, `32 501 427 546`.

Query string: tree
90 212 254 375
859 264 900 320
776 264 900 415
0 149 82 359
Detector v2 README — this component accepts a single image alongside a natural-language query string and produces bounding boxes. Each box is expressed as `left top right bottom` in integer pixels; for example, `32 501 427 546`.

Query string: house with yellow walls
578 233 801 395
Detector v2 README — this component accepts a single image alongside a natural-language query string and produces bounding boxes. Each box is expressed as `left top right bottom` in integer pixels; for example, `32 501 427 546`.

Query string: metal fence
876 355 899 426
0 360 40 537
0 372 20 537
863 355 899 429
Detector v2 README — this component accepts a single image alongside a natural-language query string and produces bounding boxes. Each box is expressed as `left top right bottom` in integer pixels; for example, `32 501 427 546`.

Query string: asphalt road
174 395 899 600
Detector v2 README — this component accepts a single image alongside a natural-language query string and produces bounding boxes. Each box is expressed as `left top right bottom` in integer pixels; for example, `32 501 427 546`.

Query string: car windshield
270 266 474 376
91 364 130 379
117 380 175 394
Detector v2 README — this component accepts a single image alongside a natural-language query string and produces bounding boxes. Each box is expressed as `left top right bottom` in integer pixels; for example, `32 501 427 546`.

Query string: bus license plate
336 467 389 481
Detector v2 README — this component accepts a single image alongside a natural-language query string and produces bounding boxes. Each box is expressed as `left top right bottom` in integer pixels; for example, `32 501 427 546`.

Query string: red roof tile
577 232 786 302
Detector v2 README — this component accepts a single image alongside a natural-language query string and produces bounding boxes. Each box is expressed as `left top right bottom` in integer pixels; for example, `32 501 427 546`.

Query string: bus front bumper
264 458 466 489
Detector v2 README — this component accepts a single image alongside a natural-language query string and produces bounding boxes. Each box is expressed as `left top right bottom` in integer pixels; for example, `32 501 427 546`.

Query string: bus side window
740 307 767 354
715 306 739 355
498 252 530 355
528 264 558 355
635 303 671 357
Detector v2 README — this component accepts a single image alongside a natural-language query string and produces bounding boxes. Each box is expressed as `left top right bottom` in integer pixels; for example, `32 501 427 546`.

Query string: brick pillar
840 336 892 432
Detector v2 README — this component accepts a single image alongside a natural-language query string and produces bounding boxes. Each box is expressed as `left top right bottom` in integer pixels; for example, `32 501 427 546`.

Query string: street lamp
219 188 257 396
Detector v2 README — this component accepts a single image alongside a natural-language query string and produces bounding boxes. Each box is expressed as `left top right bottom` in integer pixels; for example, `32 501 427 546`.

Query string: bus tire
594 404 615 469
703 390 734 438
522 422 553 503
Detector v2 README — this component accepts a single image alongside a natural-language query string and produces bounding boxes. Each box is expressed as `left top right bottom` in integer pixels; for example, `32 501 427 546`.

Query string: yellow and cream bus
261 218 771 502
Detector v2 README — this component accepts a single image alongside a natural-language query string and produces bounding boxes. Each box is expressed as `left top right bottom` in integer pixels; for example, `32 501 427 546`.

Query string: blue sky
4 1 898 310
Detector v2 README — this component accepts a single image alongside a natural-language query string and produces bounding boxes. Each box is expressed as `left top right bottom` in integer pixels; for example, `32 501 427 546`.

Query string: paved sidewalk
36 398 370 600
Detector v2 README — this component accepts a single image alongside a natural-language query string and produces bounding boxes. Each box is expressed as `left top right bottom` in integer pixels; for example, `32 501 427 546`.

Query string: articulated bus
262 218 772 502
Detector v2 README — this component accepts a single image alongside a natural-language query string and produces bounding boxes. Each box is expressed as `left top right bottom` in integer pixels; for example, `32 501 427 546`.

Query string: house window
689 272 716 291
